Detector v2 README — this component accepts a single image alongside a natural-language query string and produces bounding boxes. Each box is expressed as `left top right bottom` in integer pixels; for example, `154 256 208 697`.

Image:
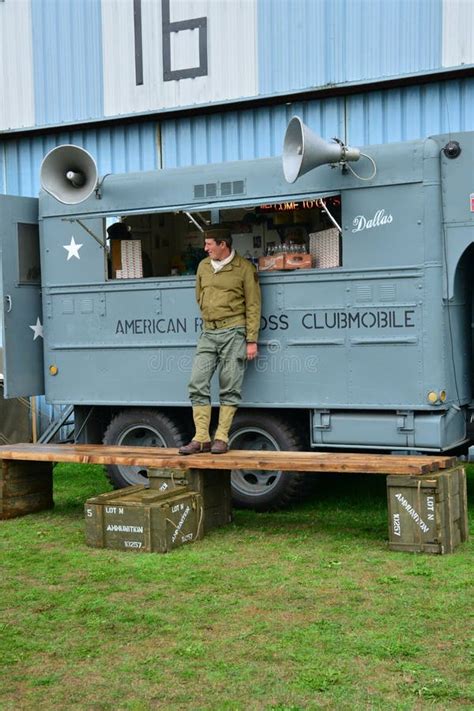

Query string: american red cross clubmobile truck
1 119 473 510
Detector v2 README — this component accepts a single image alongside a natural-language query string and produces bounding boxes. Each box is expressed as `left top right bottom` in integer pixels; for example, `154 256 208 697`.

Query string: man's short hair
204 227 232 249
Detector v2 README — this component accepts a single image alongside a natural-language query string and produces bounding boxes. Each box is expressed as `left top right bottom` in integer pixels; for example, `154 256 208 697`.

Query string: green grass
0 463 472 710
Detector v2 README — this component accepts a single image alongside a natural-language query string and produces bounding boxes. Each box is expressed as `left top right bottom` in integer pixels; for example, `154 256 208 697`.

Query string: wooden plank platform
0 443 457 475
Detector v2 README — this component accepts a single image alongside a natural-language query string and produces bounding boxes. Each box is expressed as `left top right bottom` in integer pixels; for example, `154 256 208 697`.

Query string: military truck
1 119 473 509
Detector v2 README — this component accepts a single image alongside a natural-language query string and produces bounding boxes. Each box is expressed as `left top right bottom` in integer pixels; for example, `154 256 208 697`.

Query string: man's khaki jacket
195 253 261 342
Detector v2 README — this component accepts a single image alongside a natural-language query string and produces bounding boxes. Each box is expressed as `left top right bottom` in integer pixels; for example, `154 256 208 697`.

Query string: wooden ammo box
85 485 203 553
148 467 232 534
387 467 468 554
0 460 53 519
148 468 188 494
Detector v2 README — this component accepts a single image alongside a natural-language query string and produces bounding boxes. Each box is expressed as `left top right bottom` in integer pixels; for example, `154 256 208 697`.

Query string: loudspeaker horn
282 116 360 183
40 144 98 204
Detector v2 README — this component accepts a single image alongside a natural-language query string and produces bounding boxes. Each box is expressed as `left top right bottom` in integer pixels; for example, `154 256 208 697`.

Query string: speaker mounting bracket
94 173 111 200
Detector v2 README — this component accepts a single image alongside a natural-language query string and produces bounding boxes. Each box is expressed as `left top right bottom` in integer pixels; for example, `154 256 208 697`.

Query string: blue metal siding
161 78 474 168
30 0 103 127
347 78 474 146
258 0 443 96
339 0 442 83
0 123 159 197
2 0 470 133
161 97 345 167
1 77 473 195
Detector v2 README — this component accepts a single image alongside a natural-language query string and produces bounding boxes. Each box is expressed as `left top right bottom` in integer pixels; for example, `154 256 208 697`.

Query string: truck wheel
228 412 308 511
103 409 186 488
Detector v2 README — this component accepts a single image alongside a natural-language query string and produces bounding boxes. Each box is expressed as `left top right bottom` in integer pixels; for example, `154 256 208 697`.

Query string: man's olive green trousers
188 327 247 406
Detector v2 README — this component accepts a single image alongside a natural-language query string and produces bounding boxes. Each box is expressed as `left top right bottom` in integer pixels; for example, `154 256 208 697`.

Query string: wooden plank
0 443 447 467
23 446 452 469
0 443 456 475
0 442 453 465
0 442 456 466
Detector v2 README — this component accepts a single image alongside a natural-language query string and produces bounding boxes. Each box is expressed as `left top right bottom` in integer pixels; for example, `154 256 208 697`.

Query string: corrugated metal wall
101 0 258 118
30 0 104 128
161 98 345 166
161 77 474 168
257 0 442 95
1 77 473 194
1 0 473 132
443 0 474 67
346 78 474 146
0 0 35 130
0 122 159 197
2 76 473 194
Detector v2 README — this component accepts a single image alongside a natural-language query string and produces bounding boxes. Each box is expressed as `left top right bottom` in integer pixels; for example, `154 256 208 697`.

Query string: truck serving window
105 196 341 280
18 223 41 284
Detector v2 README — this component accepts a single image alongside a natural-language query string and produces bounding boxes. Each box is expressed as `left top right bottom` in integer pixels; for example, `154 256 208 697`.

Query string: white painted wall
443 0 474 67
101 0 258 117
0 0 35 130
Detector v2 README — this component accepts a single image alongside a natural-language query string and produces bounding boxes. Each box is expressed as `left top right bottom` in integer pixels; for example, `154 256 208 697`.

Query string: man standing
179 228 261 454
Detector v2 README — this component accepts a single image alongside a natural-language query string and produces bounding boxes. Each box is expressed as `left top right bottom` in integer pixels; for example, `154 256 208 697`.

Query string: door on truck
0 195 44 397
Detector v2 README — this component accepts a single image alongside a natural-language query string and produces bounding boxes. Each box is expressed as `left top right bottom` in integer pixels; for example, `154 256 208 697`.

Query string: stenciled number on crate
124 541 143 549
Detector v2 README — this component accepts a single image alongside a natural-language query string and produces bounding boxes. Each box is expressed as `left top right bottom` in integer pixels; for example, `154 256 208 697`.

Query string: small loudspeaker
282 116 360 183
40 145 98 204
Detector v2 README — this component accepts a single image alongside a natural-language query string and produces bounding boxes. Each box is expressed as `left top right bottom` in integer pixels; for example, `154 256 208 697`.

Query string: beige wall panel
102 0 258 117
442 0 474 67
0 0 35 130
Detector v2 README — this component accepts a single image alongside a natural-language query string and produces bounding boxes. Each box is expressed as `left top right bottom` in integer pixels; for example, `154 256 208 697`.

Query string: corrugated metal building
1 0 473 195
0 0 473 435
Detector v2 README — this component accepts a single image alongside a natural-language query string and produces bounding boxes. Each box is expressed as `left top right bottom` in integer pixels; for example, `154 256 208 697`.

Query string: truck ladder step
38 405 74 444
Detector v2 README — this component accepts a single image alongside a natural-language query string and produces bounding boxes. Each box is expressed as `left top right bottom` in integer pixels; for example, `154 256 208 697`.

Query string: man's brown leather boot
179 440 211 455
210 439 228 454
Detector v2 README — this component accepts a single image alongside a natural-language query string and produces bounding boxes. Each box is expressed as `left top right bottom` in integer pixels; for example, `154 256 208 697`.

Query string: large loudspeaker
40 145 98 204
282 116 360 183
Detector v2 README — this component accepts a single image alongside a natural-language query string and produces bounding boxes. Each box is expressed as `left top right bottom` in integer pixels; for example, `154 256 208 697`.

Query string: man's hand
246 342 258 360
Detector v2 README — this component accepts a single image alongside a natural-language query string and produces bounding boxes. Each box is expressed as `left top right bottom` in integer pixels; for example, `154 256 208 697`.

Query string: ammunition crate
387 466 468 554
148 468 188 494
0 459 53 519
85 486 203 553
148 467 232 534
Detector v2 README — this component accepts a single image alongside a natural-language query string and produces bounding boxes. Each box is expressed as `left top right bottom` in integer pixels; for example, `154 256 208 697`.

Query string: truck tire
228 412 309 511
103 409 186 489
